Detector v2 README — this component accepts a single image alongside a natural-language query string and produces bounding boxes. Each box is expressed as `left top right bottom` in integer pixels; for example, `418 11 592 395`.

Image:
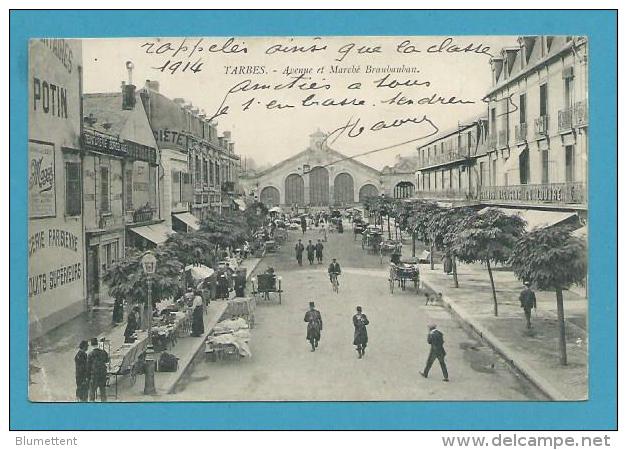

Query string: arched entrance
285 173 305 205
259 186 280 207
334 173 354 205
394 181 415 199
359 184 379 202
309 166 329 206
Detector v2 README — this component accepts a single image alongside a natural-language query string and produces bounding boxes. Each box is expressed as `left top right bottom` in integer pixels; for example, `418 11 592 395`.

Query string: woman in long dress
191 293 205 337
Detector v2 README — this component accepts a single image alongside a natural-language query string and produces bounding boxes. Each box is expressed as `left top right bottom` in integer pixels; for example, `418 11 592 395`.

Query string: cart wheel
389 278 394 294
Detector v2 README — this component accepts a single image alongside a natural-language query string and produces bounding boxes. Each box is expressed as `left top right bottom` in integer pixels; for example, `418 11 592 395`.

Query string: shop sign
29 141 56 218
82 130 156 164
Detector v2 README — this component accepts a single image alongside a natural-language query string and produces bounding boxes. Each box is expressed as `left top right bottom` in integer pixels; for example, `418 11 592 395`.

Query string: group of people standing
295 239 324 266
74 337 110 402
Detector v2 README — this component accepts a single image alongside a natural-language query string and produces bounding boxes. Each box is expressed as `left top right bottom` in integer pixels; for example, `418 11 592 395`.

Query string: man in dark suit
304 301 323 352
87 337 110 401
519 281 537 329
295 239 305 266
328 258 341 285
420 324 449 381
306 240 316 265
74 340 89 402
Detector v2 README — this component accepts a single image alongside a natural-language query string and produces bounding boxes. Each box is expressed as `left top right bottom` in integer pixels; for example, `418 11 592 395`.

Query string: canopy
269 206 282 213
572 225 587 239
173 212 200 231
129 223 175 245
184 264 215 282
479 207 576 231
234 198 247 210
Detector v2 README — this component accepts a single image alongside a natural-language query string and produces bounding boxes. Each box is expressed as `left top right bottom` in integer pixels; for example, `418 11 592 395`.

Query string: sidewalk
420 261 588 401
29 257 262 402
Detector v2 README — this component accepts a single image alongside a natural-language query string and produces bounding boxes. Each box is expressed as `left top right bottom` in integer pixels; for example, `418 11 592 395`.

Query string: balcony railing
573 101 588 127
498 130 508 148
479 182 586 206
514 123 528 143
419 151 466 169
558 108 573 132
488 134 497 150
534 115 549 137
132 206 155 223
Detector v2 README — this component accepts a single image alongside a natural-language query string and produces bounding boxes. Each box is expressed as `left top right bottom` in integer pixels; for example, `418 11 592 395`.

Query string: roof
417 115 487 150
252 142 382 178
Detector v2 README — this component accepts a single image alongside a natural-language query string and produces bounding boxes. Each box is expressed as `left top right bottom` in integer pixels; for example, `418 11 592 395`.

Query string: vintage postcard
27 35 589 403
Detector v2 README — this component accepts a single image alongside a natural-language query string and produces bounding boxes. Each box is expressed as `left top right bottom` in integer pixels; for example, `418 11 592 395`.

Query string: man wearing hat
74 340 89 402
420 324 449 381
304 302 323 352
352 306 370 358
519 281 537 329
87 337 110 402
295 239 305 266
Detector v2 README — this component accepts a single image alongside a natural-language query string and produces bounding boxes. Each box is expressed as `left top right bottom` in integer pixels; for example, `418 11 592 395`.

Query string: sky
82 36 517 170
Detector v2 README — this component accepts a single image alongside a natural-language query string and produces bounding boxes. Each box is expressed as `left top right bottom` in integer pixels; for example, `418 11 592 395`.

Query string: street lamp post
140 251 157 395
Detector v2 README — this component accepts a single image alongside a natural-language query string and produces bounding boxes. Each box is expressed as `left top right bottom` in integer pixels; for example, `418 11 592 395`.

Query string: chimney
145 79 160 92
122 81 136 110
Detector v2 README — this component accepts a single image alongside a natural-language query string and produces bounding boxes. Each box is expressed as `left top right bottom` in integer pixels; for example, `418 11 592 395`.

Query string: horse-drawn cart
389 257 421 294
251 272 283 304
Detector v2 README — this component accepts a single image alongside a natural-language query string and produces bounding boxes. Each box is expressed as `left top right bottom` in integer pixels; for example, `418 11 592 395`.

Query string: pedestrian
320 220 327 242
304 301 323 352
315 239 324 264
124 305 140 343
87 337 109 401
112 298 124 324
306 240 316 265
295 239 304 266
301 216 307 235
352 306 370 359
74 340 89 402
191 291 205 337
442 253 453 275
420 324 449 382
519 281 537 329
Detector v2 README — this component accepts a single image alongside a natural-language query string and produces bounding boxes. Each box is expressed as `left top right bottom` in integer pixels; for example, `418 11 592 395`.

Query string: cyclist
328 258 342 287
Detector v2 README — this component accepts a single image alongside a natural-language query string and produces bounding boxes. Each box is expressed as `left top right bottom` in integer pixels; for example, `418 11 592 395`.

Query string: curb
421 278 570 401
167 257 264 394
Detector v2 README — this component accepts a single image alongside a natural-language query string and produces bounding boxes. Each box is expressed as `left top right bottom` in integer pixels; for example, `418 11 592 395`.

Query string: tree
452 208 526 316
407 201 441 268
103 247 184 329
427 207 472 287
509 226 587 365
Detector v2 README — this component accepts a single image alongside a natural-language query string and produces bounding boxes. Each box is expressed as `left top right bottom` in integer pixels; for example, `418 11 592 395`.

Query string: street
170 223 545 401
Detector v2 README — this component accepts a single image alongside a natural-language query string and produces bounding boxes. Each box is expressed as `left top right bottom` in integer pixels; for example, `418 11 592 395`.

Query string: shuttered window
125 169 133 210
65 162 81 216
100 166 110 213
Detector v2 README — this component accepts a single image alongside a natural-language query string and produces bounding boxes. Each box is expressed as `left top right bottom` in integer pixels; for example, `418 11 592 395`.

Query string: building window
540 83 548 117
541 149 550 184
565 145 574 182
102 240 119 272
125 169 133 211
491 159 497 186
195 155 201 187
519 93 527 124
100 166 110 213
564 74 573 109
519 149 530 185
171 170 181 206
479 162 486 187
490 107 497 134
65 162 81 216
203 159 208 185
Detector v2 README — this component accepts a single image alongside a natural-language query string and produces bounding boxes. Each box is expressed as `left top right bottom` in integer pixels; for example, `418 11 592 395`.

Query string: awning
130 223 175 245
173 212 200 231
269 206 282 213
479 207 576 231
572 225 587 239
184 264 215 282
234 198 247 210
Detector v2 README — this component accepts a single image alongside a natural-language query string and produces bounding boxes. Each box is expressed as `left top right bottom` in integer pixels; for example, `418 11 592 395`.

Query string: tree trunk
430 243 435 270
412 233 416 257
556 288 568 365
486 259 498 316
452 255 459 288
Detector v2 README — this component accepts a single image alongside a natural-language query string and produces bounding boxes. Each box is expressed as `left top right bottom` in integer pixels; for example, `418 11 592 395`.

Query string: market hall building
239 131 417 208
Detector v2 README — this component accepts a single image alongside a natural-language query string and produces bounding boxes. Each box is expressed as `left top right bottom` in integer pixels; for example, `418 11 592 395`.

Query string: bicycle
330 273 340 293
